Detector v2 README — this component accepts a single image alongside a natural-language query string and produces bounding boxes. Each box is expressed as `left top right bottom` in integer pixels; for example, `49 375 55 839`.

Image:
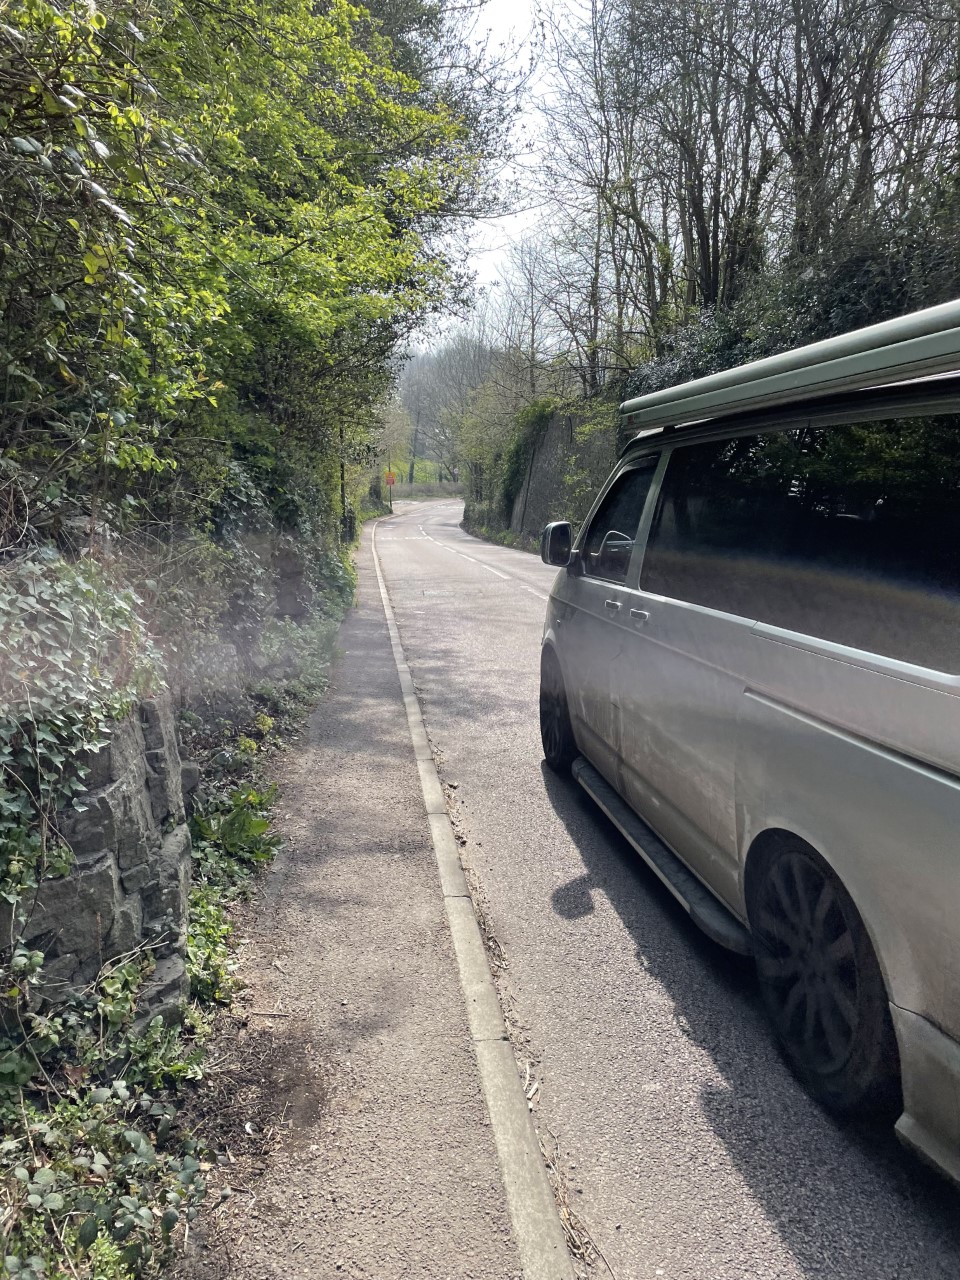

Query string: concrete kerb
371 518 576 1280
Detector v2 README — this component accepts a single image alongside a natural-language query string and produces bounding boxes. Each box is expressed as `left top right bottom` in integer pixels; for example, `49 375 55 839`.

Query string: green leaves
192 785 280 864
77 1214 99 1247
0 1080 207 1276
1 0 475 538
3 1253 48 1280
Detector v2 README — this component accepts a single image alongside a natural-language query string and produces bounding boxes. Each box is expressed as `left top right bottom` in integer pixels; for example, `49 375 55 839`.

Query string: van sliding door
616 439 761 909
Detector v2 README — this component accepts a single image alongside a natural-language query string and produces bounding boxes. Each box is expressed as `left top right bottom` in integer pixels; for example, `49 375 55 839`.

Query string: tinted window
640 415 960 671
582 459 658 583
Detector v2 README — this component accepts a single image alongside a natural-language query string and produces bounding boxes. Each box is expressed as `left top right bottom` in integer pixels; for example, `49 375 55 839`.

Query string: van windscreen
640 414 960 672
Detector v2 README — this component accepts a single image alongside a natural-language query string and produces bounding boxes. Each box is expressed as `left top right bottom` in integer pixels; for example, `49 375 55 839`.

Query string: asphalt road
375 498 960 1280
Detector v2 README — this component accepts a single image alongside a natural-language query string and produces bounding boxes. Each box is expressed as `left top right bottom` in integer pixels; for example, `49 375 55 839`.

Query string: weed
185 784 281 1003
0 957 208 1279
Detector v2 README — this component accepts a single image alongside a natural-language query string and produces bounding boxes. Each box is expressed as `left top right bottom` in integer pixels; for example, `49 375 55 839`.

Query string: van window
640 415 960 671
581 458 658 584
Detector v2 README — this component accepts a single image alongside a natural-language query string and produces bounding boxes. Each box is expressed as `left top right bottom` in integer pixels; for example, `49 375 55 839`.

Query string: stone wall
508 410 618 541
23 696 195 1018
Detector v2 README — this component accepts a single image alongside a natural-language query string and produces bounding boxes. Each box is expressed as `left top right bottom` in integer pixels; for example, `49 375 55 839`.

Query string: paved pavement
181 522 523 1279
375 498 960 1280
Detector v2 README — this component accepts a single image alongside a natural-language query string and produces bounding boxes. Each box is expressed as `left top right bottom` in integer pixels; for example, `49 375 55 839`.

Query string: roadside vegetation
0 0 508 1271
393 0 960 536
0 512 355 1279
0 603 348 1280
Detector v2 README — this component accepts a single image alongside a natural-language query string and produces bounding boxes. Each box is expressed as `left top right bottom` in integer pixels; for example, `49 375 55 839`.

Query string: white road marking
415 523 549 593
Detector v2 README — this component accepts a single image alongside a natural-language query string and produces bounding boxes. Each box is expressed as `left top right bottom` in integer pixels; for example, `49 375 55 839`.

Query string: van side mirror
541 521 573 567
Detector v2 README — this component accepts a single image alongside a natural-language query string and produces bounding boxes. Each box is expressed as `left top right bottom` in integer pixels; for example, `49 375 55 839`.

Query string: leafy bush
252 612 345 712
0 1082 206 1280
186 784 281 1002
623 209 960 409
186 887 234 1005
0 956 208 1280
192 786 281 875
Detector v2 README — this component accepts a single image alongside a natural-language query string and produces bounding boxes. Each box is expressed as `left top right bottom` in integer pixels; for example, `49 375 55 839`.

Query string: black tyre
540 649 577 773
746 836 900 1115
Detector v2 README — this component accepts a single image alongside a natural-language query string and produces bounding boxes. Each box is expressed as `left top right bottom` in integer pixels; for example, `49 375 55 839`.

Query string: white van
539 301 960 1183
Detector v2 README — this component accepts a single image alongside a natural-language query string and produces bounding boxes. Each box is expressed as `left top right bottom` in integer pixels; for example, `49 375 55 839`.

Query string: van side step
571 757 753 955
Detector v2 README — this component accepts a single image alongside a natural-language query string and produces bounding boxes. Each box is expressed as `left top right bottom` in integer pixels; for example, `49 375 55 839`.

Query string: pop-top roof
619 299 960 434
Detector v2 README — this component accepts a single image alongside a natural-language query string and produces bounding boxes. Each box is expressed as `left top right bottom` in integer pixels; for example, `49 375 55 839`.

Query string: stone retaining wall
508 410 618 541
24 696 195 1018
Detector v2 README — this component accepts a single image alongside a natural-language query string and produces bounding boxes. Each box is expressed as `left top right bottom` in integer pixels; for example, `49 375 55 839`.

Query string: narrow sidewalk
180 526 523 1279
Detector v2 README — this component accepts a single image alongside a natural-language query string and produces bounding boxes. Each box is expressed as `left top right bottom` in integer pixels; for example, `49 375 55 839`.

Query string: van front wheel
747 838 900 1116
540 650 577 773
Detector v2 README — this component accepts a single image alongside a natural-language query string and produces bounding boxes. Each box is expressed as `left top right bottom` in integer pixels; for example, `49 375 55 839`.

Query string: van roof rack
619 299 960 434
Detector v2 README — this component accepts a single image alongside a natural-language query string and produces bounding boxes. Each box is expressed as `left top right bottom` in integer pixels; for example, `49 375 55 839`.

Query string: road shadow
541 762 960 1278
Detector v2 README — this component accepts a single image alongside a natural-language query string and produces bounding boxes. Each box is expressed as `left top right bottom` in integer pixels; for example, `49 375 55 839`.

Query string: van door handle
604 599 621 612
630 608 650 625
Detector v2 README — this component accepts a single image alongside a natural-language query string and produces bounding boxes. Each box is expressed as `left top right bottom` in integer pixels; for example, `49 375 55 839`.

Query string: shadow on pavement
540 761 960 1279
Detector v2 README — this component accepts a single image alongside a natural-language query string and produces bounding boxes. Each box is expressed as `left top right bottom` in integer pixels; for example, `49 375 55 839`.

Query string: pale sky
465 0 546 285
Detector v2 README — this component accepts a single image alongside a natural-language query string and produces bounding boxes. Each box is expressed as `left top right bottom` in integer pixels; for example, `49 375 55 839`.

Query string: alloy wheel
753 850 860 1076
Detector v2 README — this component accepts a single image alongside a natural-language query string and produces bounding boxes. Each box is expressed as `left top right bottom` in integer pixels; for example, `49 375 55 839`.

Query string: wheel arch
540 635 571 695
742 826 807 906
